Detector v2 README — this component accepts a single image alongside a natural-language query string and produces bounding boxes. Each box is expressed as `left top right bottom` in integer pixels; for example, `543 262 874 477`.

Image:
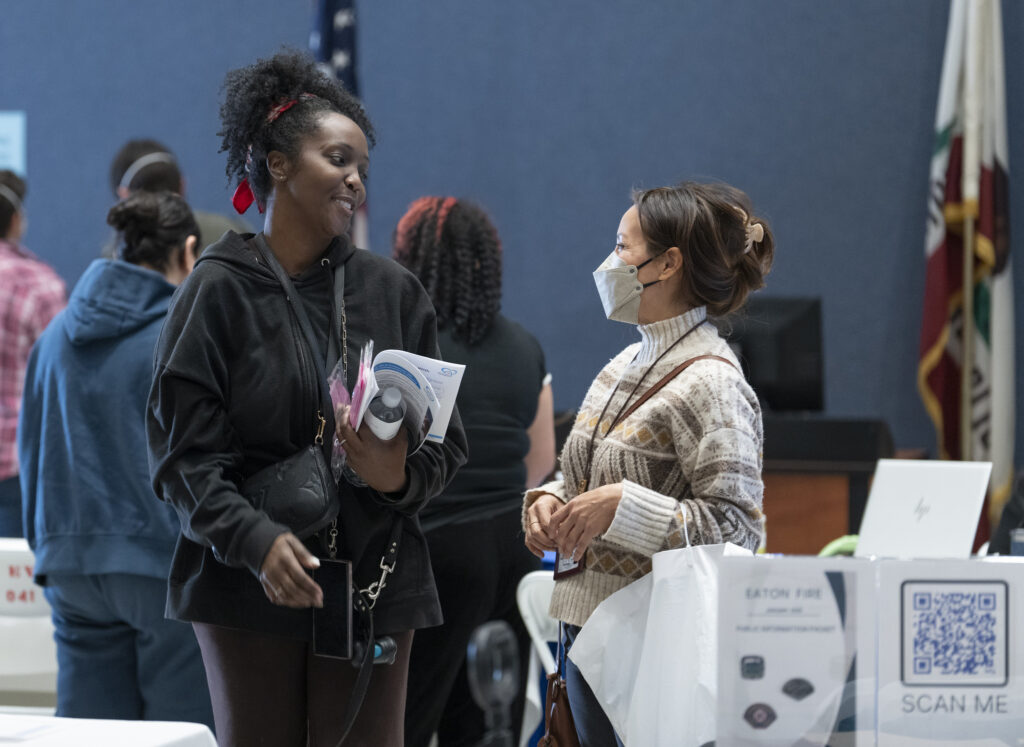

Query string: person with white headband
19 190 213 729
522 180 774 746
109 139 250 253
0 169 65 538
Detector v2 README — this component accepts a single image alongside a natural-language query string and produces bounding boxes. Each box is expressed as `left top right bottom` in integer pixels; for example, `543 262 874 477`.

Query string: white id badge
553 550 585 580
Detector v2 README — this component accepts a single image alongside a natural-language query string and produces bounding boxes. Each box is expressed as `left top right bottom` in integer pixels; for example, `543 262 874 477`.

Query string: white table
0 713 216 746
0 539 57 702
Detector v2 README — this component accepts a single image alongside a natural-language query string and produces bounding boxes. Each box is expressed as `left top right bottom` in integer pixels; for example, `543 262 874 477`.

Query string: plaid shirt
0 240 66 480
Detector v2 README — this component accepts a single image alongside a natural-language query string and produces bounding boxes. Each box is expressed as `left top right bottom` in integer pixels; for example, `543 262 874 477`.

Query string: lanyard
577 322 702 495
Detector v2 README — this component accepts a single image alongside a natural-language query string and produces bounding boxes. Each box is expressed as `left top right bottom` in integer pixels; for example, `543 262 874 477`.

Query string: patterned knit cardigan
524 307 764 627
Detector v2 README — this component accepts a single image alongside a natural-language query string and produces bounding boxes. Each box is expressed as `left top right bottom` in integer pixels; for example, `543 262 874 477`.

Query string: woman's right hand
524 493 561 558
259 533 324 608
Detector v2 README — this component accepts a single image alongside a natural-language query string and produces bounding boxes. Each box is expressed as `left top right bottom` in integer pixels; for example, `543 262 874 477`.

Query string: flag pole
961 214 974 461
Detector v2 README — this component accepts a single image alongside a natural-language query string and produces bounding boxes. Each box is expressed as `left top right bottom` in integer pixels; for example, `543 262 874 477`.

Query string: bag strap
557 621 567 679
334 516 404 746
327 261 346 382
359 515 404 610
614 354 736 426
251 234 337 456
336 592 373 745
253 235 407 745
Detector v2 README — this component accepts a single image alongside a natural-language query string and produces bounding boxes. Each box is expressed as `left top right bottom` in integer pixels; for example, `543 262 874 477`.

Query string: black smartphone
312 558 353 660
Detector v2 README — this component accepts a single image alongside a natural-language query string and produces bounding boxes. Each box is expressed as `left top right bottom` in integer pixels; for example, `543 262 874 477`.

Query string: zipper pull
315 411 327 445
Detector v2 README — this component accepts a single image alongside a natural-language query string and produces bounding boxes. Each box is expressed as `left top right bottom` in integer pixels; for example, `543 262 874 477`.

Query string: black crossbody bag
241 237 340 538
249 234 403 745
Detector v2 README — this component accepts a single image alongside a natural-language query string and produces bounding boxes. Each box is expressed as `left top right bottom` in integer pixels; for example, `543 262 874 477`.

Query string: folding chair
515 570 558 746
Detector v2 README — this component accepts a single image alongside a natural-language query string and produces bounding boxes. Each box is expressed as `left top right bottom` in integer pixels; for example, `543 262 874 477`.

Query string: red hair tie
266 92 319 123
266 99 299 123
234 94 320 213
232 178 264 214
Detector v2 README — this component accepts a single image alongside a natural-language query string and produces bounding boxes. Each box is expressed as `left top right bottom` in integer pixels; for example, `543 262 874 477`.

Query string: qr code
901 580 1007 686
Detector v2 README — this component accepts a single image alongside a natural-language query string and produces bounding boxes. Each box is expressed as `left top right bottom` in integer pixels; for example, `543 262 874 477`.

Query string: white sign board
0 111 27 175
717 556 877 747
877 558 1024 744
0 537 47 616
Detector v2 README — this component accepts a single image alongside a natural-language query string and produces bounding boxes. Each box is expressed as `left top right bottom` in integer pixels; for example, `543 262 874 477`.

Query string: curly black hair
218 50 375 205
392 197 502 345
107 191 200 273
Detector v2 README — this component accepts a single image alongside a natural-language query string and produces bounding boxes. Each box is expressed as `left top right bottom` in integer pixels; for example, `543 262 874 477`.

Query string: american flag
311 0 370 250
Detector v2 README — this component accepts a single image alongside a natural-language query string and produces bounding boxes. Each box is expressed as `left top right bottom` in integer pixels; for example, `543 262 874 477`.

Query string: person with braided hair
523 181 773 746
146 51 466 746
19 191 212 727
393 197 555 747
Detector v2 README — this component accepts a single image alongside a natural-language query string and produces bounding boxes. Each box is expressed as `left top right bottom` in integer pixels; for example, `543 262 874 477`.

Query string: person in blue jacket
18 190 214 729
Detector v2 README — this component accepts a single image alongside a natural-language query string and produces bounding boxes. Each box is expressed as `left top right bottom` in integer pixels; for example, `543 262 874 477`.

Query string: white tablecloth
0 713 216 746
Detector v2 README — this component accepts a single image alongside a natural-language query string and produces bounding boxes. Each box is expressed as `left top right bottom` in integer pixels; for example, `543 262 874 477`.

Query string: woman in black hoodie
146 51 466 747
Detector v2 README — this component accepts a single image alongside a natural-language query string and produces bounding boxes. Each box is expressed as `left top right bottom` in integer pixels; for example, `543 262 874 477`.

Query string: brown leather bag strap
613 355 736 427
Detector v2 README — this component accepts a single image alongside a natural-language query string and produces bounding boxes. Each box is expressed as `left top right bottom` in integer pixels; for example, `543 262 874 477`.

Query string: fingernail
311 557 320 568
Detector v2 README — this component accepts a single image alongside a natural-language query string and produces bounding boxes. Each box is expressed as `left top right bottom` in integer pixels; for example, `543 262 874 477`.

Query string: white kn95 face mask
592 251 660 324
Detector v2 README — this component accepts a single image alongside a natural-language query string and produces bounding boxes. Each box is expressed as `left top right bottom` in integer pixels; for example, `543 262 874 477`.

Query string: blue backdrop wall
3 1 1023 465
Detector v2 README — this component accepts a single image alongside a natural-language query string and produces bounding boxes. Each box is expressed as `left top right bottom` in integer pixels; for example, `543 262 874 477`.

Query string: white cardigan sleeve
521 478 567 530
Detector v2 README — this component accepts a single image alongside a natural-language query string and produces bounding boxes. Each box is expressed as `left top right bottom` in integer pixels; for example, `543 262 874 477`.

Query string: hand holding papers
330 340 465 465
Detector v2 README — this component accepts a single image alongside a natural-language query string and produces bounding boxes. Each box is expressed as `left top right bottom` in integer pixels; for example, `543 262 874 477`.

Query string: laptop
854 459 992 559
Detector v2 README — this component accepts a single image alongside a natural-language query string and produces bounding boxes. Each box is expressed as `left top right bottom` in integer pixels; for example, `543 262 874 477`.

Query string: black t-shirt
419 314 546 531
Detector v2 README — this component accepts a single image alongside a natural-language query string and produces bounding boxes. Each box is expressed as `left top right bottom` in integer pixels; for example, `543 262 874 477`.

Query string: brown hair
0 170 26 239
632 181 774 316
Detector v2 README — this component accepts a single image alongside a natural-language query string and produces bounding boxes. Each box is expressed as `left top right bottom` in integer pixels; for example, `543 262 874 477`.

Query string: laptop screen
854 459 992 559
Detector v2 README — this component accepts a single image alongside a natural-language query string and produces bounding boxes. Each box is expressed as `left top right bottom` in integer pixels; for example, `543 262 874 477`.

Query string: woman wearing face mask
523 181 773 746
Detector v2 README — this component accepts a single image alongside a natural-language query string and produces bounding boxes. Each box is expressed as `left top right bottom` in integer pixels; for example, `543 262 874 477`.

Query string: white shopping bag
569 540 751 746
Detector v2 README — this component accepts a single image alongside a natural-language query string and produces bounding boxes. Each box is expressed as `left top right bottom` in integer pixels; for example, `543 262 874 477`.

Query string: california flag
919 0 1014 528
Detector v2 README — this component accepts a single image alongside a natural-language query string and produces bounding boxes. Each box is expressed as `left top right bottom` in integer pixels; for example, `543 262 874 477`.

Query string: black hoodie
147 231 467 638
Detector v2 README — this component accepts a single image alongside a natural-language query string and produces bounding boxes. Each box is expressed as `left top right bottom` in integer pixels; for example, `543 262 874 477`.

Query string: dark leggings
404 509 539 747
193 623 413 747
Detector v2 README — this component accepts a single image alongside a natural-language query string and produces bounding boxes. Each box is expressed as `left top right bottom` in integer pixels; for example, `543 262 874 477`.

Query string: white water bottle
364 387 406 441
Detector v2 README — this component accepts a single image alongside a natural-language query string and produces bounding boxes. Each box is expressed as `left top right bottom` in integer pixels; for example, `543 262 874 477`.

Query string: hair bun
107 192 161 240
633 181 775 317
105 191 198 273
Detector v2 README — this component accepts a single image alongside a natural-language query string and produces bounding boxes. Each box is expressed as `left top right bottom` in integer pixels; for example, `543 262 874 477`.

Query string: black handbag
241 444 337 538
246 234 341 538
